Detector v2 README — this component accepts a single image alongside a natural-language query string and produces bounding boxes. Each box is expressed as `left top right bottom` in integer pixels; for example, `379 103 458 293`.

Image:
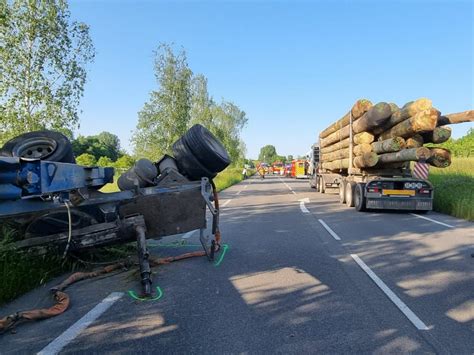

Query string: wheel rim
13 137 57 160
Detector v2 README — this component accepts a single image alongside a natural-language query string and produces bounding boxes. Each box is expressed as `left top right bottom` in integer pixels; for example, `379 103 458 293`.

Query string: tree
0 0 95 144
189 74 213 128
76 153 96 166
258 145 277 163
72 131 122 161
97 156 113 167
114 154 135 169
132 44 192 160
287 155 294 162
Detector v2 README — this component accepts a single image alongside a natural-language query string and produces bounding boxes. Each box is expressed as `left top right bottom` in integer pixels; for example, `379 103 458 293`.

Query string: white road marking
410 213 454 228
299 200 310 214
182 230 196 239
38 292 124 355
244 185 248 189
221 199 232 207
350 254 429 331
318 219 341 240
235 190 242 195
291 190 297 195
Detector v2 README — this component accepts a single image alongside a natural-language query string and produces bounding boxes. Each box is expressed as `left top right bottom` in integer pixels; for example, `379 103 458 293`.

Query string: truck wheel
345 182 355 207
172 139 216 180
355 183 367 211
339 181 346 204
0 130 75 163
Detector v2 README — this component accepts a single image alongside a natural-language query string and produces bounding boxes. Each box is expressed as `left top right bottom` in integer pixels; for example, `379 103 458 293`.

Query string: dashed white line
221 199 232 207
318 219 341 240
410 213 454 228
38 292 124 355
350 254 429 331
299 201 310 213
235 190 242 195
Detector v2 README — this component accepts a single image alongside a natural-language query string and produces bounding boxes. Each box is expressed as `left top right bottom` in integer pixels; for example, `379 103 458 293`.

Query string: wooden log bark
354 132 374 145
371 137 406 153
379 108 439 140
389 102 400 114
437 110 474 126
320 103 391 147
354 152 379 168
373 98 432 135
405 134 424 148
353 143 372 156
377 147 431 164
353 102 392 133
427 148 451 168
319 99 373 139
421 126 451 144
321 159 349 171
320 137 350 154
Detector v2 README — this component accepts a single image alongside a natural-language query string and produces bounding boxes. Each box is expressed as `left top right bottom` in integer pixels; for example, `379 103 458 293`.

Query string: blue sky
70 0 473 159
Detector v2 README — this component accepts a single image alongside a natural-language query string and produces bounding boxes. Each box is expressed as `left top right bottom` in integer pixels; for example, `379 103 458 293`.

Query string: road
1 174 473 354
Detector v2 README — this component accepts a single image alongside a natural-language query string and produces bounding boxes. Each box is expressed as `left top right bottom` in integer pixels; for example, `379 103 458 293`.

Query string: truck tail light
368 187 379 193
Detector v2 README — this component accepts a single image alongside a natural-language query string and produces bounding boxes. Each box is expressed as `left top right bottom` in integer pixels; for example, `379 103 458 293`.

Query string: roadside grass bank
428 157 474 221
0 166 253 305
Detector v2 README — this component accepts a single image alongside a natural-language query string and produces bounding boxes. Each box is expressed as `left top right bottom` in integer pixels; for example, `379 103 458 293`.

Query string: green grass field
428 157 474 221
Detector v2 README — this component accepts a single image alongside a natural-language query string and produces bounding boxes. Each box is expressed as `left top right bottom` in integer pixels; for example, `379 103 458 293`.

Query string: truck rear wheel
345 182 355 207
339 181 346 204
355 183 367 212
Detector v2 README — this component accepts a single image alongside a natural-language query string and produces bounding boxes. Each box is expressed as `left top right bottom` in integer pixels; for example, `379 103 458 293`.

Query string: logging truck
308 142 434 212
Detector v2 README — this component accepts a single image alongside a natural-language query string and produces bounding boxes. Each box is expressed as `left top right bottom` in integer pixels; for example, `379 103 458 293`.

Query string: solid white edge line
300 201 310 214
38 292 124 355
221 199 232 207
318 219 341 241
350 254 429 331
410 213 454 228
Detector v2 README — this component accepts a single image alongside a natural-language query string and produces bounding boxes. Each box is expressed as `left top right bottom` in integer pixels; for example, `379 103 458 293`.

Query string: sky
70 0 473 159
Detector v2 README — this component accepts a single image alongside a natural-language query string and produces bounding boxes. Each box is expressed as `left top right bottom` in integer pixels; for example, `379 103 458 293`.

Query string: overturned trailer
0 124 230 297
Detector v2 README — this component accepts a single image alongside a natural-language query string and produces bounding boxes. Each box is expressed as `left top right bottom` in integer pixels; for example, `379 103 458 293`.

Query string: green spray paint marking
127 286 163 301
214 244 229 267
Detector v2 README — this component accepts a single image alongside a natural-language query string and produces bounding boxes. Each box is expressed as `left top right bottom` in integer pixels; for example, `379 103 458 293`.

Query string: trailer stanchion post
135 224 152 297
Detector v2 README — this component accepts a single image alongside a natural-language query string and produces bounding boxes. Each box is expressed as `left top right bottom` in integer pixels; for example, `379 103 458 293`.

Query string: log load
354 132 375 145
427 148 451 168
373 98 432 135
321 144 372 162
320 102 391 147
353 144 373 156
421 126 452 144
320 137 350 154
405 134 424 148
437 110 474 126
321 152 378 170
319 99 373 139
377 147 431 164
371 137 406 154
379 108 439 140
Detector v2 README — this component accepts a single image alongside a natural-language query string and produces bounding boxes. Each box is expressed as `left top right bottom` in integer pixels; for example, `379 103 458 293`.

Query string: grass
428 157 474 221
0 166 252 305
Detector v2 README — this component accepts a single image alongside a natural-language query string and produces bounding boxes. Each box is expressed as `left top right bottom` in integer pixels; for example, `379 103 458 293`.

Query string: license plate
382 189 415 196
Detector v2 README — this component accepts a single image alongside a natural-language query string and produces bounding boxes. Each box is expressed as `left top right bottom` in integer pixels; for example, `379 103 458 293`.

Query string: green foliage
0 0 95 144
76 152 96 166
428 128 474 157
258 145 278 163
133 44 192 161
97 156 113 167
428 157 474 221
287 155 294 162
72 132 122 161
114 154 135 169
132 43 248 165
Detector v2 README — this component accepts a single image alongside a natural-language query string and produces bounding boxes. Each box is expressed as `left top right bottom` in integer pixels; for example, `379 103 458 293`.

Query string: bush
76 153 97 166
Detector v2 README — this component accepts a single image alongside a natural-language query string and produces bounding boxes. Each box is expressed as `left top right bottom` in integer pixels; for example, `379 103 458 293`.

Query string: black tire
0 130 75 163
339 181 346 204
345 182 355 207
172 139 216 180
355 183 367 212
182 124 231 172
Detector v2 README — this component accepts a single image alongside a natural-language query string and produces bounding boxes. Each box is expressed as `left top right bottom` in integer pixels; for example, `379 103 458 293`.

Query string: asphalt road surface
1 175 473 354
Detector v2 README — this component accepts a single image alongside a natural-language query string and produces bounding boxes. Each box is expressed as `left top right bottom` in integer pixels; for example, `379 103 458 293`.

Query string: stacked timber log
318 98 474 173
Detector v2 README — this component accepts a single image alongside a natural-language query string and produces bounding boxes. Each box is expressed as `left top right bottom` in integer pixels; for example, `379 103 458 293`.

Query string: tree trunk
373 98 432 135
353 143 372 156
319 99 373 139
320 137 350 154
371 137 405 153
354 132 374 144
379 108 439 140
437 110 474 126
421 126 451 144
321 159 350 171
427 148 451 168
377 147 431 164
405 134 424 148
353 102 392 133
354 152 379 168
